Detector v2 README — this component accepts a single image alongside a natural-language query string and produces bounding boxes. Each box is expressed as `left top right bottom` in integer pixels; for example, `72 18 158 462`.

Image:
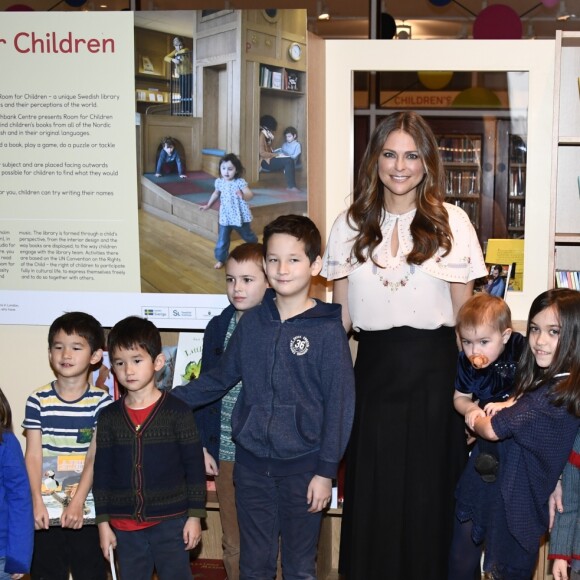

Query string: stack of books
555 270 580 289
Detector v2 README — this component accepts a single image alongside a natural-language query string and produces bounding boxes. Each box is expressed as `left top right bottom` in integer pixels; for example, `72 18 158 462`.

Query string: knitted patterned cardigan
93 391 206 523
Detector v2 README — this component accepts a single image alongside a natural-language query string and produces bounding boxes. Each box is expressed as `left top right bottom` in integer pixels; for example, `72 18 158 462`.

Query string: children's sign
0 11 228 328
0 12 139 294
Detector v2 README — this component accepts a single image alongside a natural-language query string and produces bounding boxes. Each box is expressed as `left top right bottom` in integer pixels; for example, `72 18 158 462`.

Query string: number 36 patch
289 336 310 356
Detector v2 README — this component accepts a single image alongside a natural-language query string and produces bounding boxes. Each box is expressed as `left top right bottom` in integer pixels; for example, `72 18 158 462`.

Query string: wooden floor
139 209 259 295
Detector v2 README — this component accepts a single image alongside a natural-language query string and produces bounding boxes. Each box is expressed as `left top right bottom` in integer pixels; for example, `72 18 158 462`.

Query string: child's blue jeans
113 516 191 580
0 557 22 580
234 462 323 580
214 223 258 263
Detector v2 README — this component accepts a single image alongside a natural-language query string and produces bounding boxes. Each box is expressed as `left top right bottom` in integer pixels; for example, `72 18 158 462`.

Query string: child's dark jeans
234 462 323 580
113 515 192 580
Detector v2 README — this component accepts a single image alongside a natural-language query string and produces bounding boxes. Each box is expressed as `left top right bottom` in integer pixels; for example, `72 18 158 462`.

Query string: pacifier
469 354 489 369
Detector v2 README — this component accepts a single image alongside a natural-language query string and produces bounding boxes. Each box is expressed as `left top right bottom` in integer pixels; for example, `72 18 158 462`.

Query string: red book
190 559 227 580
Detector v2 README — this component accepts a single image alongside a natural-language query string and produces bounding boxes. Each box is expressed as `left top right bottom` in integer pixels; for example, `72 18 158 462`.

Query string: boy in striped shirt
23 311 112 580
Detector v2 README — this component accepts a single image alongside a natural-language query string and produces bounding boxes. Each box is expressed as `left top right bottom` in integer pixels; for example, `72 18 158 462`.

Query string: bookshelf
245 57 307 181
549 31 580 288
438 133 482 234
426 118 501 247
506 134 527 238
259 64 305 94
420 118 530 249
134 28 193 114
134 28 170 114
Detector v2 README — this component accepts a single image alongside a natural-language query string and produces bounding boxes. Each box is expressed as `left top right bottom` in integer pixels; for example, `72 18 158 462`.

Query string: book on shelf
155 345 178 391
172 332 205 388
485 239 524 293
259 65 271 88
555 270 580 290
41 454 96 525
141 56 155 73
92 351 119 400
190 559 227 580
481 262 513 299
271 71 282 90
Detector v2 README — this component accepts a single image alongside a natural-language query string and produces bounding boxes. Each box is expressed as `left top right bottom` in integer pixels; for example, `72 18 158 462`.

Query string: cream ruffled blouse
321 203 487 331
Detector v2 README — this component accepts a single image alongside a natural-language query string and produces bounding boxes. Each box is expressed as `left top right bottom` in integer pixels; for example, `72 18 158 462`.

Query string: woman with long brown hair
322 111 487 579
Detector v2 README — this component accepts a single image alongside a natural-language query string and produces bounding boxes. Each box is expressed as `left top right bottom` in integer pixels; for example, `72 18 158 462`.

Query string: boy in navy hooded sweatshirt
173 214 355 580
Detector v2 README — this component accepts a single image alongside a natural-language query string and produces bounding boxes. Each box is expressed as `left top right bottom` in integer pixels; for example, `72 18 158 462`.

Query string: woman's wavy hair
347 111 452 266
514 288 580 416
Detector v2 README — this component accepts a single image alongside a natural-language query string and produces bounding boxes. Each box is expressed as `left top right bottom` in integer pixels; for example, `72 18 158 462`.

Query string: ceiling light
317 0 330 20
557 1 576 20
396 23 412 39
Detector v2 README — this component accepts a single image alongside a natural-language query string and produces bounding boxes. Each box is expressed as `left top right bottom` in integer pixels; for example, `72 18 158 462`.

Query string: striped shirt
22 382 112 456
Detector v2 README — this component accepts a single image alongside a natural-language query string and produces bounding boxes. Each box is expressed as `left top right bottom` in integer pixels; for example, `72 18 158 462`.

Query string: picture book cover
41 454 95 526
482 262 513 299
172 332 205 388
485 239 524 292
91 352 119 400
156 345 178 391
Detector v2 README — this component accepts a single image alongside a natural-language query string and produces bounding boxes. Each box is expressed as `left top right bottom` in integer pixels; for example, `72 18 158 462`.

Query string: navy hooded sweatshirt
173 289 355 479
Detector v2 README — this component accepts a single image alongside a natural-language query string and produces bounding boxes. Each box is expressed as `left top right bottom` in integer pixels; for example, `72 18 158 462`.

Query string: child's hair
219 153 244 178
227 242 264 270
260 115 278 132
161 137 175 148
107 316 162 361
263 214 321 264
456 293 512 334
0 388 13 443
283 126 298 137
48 311 104 353
515 288 580 415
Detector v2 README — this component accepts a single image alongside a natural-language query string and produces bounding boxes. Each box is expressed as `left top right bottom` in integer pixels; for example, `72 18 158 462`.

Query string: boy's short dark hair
227 242 264 270
263 215 321 264
48 312 104 353
107 316 162 361
161 137 175 148
283 126 298 137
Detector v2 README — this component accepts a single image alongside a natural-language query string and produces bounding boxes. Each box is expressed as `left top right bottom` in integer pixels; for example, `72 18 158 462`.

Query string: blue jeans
0 557 23 580
234 463 322 580
214 222 258 263
113 516 192 580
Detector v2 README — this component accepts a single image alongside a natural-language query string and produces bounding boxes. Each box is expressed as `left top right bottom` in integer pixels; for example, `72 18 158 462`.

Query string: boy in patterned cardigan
93 316 206 580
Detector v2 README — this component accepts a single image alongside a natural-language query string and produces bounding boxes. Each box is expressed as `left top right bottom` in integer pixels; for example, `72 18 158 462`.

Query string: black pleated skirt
339 326 467 580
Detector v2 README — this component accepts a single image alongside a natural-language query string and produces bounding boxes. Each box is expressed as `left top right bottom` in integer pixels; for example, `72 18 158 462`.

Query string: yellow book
485 238 524 292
